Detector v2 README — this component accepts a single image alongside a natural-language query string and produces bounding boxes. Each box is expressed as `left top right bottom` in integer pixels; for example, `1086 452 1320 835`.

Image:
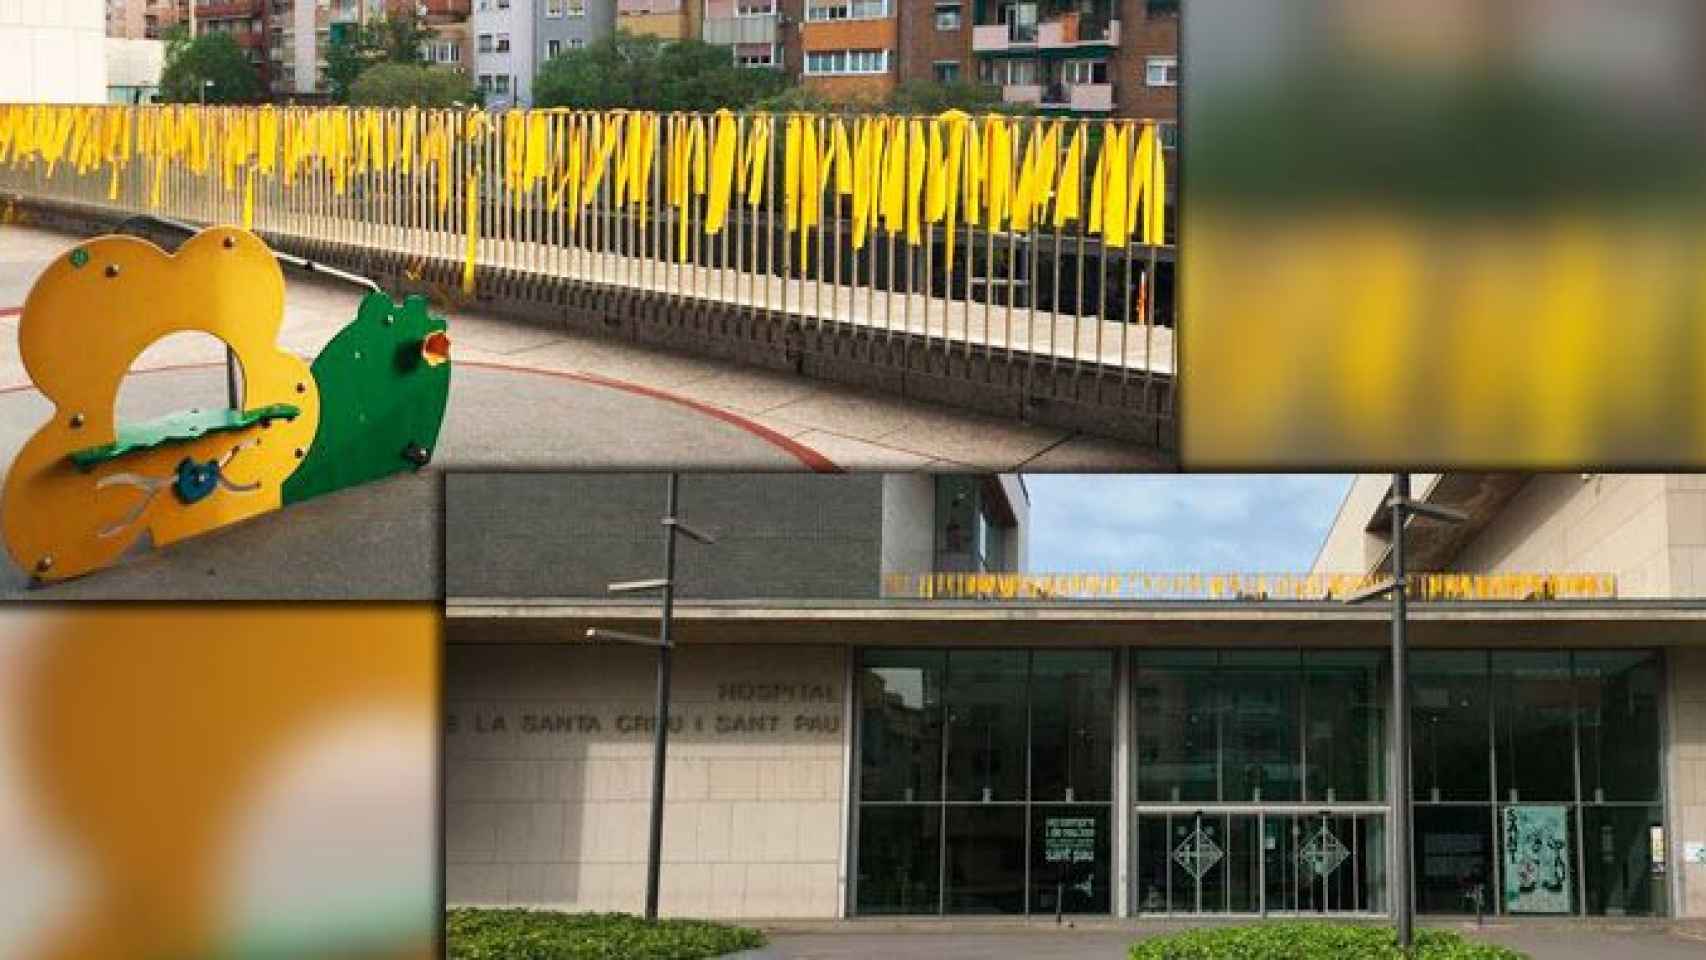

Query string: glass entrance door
1135 810 1386 915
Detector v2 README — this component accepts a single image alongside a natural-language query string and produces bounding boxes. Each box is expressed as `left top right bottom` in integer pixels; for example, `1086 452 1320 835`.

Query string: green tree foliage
326 9 437 103
159 29 262 104
533 31 787 111
349 63 479 108
889 79 1009 115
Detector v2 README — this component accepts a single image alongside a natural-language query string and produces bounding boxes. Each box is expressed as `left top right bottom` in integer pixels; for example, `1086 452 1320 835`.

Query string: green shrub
447 909 765 960
1128 922 1528 960
349 63 478 107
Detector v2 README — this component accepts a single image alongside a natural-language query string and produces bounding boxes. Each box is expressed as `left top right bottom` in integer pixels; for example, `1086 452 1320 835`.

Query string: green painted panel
281 292 451 505
69 404 301 470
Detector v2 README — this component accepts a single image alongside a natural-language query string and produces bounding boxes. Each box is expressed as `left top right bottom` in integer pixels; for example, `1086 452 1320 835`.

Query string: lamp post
1344 473 1465 948
584 474 715 922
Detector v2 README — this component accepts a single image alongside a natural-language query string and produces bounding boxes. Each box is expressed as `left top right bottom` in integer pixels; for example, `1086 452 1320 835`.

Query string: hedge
447 909 766 960
1128 922 1529 960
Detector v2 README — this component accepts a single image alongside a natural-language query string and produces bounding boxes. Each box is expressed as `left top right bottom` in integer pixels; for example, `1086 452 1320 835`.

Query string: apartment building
616 0 696 42
105 0 149 38
535 0 612 73
701 0 791 72
799 0 899 100
969 0 1177 119
470 0 534 105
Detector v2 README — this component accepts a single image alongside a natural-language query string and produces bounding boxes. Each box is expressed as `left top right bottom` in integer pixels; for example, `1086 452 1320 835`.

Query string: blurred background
1183 0 1706 467
0 606 439 960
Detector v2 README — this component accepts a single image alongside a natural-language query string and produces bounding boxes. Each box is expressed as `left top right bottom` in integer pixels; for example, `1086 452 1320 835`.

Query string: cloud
1020 475 1354 573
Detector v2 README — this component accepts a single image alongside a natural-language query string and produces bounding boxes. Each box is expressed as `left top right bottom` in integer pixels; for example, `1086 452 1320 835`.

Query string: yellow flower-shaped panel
1 227 320 582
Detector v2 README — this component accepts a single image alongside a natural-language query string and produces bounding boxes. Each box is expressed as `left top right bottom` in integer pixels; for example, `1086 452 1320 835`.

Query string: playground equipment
1 218 451 582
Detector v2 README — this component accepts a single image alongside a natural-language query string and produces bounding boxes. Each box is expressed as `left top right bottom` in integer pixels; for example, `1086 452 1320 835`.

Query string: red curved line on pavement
459 359 840 474
0 358 841 473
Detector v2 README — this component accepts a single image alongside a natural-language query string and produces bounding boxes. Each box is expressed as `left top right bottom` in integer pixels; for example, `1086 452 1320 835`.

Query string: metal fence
0 104 1172 378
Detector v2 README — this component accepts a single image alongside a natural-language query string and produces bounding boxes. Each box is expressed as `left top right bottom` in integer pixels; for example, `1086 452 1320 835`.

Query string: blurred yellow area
1183 212 1706 466
1183 0 1706 467
0 606 439 960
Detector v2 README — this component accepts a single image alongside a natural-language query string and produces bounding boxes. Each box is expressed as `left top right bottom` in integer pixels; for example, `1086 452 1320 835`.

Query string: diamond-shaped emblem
1172 827 1224 879
1298 825 1350 877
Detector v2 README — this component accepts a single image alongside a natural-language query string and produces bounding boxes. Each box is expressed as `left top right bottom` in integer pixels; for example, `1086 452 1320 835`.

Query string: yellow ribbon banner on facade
881 571 1620 602
0 104 1170 297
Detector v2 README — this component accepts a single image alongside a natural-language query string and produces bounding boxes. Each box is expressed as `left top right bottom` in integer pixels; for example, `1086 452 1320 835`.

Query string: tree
533 31 786 111
890 79 1013 115
350 63 479 108
326 9 436 103
159 30 261 103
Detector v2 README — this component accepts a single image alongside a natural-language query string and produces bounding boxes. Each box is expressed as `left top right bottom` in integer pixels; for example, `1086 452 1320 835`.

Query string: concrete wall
535 0 612 67
0 0 107 103
471 0 534 105
1668 645 1706 917
1450 475 1677 598
445 473 889 599
878 475 935 581
445 642 848 917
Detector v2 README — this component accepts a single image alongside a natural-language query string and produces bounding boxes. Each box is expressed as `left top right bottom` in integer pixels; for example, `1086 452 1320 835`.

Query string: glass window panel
944 650 1028 802
859 649 944 801
1494 652 1576 802
1498 804 1577 915
1576 651 1662 803
1305 650 1386 802
1414 805 1494 915
1029 805 1110 915
944 805 1026 914
1134 815 1170 914
1583 805 1667 916
1135 651 1219 802
1224 814 1261 913
1221 651 1301 802
1030 650 1114 802
856 805 941 914
1412 651 1491 802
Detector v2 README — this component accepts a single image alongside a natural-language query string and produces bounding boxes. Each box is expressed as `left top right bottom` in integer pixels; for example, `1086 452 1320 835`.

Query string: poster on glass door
1502 805 1572 913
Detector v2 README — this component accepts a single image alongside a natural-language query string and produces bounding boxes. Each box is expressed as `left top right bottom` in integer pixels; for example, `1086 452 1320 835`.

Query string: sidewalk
0 222 1160 472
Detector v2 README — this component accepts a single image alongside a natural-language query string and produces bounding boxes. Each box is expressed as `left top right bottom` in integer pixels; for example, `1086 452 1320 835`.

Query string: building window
1145 55 1177 87
497 0 510 7
736 44 777 67
1158 121 1178 150
569 37 585 49
1063 59 1107 85
494 74 511 94
496 33 511 52
478 73 493 91
979 57 1037 87
477 33 493 53
806 0 889 21
567 0 585 14
934 2 960 29
856 649 1115 916
804 48 889 75
546 39 561 59
738 0 776 14
546 0 565 15
932 60 959 83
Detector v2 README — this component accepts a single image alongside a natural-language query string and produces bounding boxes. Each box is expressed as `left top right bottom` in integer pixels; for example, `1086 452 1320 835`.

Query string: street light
583 473 715 923
1345 473 1465 948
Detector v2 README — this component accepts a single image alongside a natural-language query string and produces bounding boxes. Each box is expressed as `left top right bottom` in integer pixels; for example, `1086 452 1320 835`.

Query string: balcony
1001 84 1042 106
1037 14 1117 48
1042 81 1113 112
703 13 778 45
973 22 1034 52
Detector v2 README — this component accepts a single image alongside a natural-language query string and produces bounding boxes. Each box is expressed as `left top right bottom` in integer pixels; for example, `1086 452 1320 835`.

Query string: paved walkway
0 222 1158 472
756 919 1706 960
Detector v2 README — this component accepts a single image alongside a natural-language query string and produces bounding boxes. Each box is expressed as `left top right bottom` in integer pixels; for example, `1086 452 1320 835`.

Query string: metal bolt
34 556 52 574
222 236 236 249
293 448 304 459
104 264 120 278
295 382 306 394
68 413 84 429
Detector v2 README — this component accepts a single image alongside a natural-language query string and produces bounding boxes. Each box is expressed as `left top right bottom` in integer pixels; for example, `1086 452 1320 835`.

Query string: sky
1020 475 1355 573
